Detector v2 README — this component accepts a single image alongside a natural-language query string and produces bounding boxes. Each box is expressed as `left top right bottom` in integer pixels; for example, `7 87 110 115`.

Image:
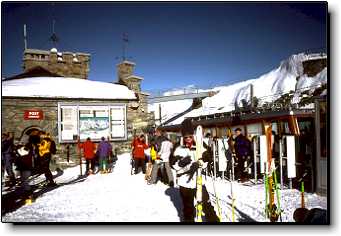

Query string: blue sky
2 2 327 93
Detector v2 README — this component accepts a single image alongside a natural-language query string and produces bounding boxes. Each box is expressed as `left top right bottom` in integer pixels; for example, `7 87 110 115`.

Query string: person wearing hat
170 119 219 222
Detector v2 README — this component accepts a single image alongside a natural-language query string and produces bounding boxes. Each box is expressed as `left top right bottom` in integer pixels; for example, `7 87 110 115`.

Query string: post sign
24 110 44 120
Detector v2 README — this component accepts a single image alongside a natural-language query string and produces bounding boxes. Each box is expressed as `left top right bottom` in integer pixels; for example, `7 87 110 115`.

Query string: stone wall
2 96 155 171
23 49 90 80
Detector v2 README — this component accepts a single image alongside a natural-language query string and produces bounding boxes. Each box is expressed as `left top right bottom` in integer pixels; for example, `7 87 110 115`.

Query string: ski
212 139 222 222
195 125 204 222
264 123 279 222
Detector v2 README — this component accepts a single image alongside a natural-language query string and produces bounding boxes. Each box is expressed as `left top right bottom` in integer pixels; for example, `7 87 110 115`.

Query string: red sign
24 110 44 120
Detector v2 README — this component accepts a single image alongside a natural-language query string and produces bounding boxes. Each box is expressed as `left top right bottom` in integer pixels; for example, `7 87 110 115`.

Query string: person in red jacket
131 134 148 174
78 137 96 175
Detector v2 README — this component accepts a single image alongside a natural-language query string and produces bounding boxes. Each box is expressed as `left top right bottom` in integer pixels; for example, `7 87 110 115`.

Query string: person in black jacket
2 132 16 187
37 132 57 187
234 128 251 182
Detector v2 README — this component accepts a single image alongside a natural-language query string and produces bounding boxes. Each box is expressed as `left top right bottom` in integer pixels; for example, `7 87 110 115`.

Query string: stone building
22 48 90 79
2 48 154 169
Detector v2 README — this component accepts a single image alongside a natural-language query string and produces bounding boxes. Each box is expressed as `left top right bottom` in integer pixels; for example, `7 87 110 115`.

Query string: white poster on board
286 135 296 178
61 107 78 141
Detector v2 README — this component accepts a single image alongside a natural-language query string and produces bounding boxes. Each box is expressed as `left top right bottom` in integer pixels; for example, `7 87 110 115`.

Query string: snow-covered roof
2 77 137 100
116 60 136 66
158 53 328 126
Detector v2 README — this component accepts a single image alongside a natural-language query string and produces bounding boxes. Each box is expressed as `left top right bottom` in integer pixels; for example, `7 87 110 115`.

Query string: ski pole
264 172 268 219
231 180 235 222
212 178 222 222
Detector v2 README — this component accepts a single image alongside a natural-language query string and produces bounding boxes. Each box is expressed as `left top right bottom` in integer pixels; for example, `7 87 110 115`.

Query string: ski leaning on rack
195 125 204 222
212 140 222 222
264 123 280 222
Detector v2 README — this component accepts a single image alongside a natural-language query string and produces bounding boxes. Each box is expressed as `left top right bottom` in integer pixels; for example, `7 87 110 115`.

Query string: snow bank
2 77 136 100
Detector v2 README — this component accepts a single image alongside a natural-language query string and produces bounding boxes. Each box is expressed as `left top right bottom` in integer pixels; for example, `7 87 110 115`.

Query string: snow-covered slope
166 53 327 125
2 77 136 100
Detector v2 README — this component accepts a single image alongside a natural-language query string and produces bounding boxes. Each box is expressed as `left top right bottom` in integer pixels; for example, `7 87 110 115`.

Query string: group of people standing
1 130 57 197
77 136 114 175
131 121 220 222
131 129 175 187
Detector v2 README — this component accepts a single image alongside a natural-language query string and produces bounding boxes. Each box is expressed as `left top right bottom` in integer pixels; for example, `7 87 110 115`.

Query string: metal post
231 154 235 181
279 138 283 189
250 84 254 108
24 24 27 50
253 138 257 184
213 140 217 181
158 103 162 126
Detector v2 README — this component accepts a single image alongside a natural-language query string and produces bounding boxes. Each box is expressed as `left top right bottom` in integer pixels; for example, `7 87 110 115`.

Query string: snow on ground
205 179 327 223
2 77 136 100
2 153 181 222
2 153 327 223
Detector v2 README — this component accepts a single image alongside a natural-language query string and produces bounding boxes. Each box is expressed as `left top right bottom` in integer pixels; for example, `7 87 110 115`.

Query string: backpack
38 139 51 157
150 146 157 161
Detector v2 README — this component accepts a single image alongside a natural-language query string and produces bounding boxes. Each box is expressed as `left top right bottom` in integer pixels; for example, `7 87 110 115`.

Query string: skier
2 132 16 187
131 134 148 174
107 136 116 172
170 119 219 222
96 136 112 173
145 138 157 181
37 132 57 187
149 133 174 187
78 137 96 175
233 128 251 182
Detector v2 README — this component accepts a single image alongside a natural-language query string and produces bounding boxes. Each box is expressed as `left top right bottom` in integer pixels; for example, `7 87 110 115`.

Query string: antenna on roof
122 33 129 61
115 33 133 62
49 19 59 48
23 24 27 50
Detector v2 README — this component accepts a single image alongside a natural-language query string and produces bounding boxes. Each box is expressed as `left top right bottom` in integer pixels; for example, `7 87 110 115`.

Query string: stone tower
22 48 90 79
117 60 154 134
117 60 142 92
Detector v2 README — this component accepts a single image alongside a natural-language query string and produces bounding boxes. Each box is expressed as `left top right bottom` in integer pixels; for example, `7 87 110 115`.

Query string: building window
58 104 127 143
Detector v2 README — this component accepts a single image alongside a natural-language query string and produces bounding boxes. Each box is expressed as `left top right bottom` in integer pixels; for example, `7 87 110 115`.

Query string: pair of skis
195 125 222 222
195 125 204 222
264 124 282 222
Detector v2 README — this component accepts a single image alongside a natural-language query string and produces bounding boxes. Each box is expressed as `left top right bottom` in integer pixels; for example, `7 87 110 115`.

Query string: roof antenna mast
122 33 129 61
23 24 27 50
50 19 59 48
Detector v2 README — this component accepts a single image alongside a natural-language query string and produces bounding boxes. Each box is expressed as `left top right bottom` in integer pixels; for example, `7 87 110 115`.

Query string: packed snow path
2 153 182 222
2 153 327 223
